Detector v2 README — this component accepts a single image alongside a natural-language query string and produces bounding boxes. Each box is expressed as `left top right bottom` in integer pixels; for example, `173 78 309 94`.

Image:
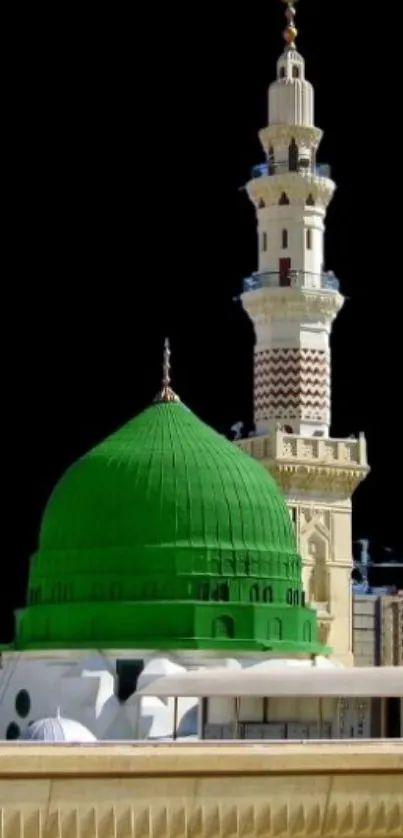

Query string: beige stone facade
0 741 401 837
237 428 369 665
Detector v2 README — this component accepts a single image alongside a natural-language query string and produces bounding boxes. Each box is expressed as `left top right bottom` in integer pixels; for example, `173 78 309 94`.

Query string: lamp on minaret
241 0 343 438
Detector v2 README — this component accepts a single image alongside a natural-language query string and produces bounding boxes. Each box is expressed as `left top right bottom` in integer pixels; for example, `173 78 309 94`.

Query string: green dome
16 397 322 653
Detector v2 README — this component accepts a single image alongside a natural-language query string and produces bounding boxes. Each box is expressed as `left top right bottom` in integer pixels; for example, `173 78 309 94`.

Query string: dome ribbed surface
16 401 322 654
40 401 294 553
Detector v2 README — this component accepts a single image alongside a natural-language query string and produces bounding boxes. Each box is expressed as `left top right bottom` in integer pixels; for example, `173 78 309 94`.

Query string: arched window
262 231 267 251
292 65 300 78
264 586 273 603
286 588 293 605
279 67 286 79
250 584 259 602
218 583 229 602
270 618 282 640
306 193 315 206
282 229 288 249
279 191 290 205
288 138 298 172
213 616 235 639
199 582 210 601
293 590 299 605
306 228 312 249
258 198 265 208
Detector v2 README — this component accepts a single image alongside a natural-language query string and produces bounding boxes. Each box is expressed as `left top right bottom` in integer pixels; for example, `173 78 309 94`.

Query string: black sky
2 2 401 640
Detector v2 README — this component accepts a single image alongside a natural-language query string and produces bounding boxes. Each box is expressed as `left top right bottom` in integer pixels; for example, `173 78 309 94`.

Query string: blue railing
250 162 331 179
243 270 339 293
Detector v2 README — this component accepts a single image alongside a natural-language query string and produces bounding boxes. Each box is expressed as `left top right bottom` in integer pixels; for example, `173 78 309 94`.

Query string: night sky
3 2 401 640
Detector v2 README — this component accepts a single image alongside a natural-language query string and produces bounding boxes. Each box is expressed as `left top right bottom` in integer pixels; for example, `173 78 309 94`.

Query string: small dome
19 716 96 743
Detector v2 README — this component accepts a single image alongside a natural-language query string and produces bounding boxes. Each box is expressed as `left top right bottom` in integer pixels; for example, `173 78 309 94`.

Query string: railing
243 270 340 293
250 162 331 179
237 430 368 468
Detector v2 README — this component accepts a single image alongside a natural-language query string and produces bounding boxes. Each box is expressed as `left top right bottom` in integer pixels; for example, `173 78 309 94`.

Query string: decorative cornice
247 171 335 211
237 431 369 496
242 287 343 324
260 124 323 149
0 743 401 838
270 462 368 495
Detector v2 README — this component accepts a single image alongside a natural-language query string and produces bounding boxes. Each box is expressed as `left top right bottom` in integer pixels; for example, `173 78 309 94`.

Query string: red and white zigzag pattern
254 348 330 422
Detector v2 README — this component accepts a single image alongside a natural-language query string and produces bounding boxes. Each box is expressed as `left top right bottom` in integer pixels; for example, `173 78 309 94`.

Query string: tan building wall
353 595 403 667
0 742 402 837
238 429 369 665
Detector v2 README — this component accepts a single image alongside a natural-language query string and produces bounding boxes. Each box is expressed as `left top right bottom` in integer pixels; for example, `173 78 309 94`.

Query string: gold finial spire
282 0 299 50
154 337 181 403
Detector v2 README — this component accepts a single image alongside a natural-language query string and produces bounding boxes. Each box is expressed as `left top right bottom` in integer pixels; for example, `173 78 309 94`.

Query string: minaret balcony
243 270 339 293
250 162 331 179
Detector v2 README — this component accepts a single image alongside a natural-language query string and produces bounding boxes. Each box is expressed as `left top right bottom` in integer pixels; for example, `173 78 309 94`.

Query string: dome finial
282 0 299 49
154 337 181 403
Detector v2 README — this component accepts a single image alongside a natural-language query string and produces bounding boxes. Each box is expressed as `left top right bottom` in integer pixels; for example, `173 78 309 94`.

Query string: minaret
239 1 369 665
243 0 339 437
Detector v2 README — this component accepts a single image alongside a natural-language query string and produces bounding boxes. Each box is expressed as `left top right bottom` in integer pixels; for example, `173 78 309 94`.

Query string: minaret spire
282 0 299 50
154 337 180 403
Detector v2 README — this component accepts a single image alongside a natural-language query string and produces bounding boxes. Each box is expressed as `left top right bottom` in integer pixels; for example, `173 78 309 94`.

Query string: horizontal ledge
0 741 402 778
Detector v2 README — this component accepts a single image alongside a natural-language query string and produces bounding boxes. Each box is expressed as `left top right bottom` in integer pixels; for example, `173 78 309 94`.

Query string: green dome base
14 601 324 655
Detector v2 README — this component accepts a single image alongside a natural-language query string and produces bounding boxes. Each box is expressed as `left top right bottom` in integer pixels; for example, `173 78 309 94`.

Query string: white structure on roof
19 715 97 743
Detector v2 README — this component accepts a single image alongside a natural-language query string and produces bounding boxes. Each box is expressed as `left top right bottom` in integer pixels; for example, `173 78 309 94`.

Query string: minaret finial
282 0 299 50
154 337 181 403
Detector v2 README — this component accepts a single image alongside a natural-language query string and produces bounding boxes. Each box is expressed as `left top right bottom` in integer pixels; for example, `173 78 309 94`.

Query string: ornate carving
318 620 331 645
247 175 335 213
259 123 323 149
242 286 343 324
308 556 329 603
254 348 331 425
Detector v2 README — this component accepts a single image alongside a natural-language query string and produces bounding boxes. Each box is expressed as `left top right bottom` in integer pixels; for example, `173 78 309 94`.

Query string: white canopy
137 666 403 698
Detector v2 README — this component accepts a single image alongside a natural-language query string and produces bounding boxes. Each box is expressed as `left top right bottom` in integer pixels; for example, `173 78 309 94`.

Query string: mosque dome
19 717 96 743
15 344 322 655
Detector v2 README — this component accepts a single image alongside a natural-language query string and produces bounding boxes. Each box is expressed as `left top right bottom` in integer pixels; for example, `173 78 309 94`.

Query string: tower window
306 228 312 249
288 138 298 172
279 67 286 79
306 193 315 206
279 192 290 206
262 232 267 251
281 229 288 249
292 66 300 79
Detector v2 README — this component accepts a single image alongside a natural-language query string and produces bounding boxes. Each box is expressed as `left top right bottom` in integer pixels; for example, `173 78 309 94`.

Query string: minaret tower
239 1 369 665
243 0 339 437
